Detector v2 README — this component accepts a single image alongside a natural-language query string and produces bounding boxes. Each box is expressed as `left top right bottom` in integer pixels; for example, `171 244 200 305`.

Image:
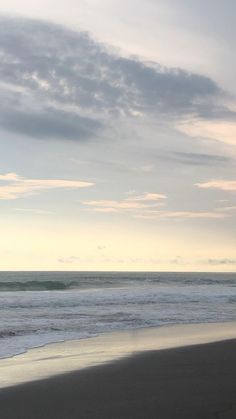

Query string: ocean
0 271 235 359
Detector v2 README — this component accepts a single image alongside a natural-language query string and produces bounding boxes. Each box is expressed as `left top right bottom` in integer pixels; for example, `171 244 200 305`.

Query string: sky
0 0 235 271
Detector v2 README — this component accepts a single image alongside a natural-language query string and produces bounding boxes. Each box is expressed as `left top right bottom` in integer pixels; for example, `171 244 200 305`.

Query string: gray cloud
58 256 84 264
207 258 236 265
0 16 228 141
0 107 101 140
97 245 106 250
171 152 230 166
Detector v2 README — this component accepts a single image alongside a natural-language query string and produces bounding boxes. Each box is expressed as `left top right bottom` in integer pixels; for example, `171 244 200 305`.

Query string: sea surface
0 271 235 359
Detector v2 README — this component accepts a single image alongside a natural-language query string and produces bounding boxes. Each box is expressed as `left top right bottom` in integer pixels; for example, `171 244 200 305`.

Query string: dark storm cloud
0 16 230 140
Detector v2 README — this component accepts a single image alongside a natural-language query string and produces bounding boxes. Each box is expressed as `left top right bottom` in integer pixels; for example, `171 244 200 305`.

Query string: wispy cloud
83 200 150 210
88 207 119 213
126 192 167 201
196 180 236 191
170 151 230 166
97 245 106 251
215 206 236 212
58 256 94 264
134 211 228 220
132 165 154 173
207 258 236 265
58 257 77 264
83 192 166 213
82 192 229 220
13 208 55 215
0 173 94 200
177 119 236 146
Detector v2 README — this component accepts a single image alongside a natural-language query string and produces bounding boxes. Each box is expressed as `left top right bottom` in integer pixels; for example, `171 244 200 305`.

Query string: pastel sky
0 0 236 271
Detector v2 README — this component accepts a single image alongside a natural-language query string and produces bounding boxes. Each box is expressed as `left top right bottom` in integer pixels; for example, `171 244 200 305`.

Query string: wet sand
0 339 235 418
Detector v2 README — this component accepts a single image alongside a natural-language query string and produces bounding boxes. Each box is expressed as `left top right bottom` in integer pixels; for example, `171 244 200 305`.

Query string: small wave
0 272 235 291
0 328 37 338
0 331 17 338
0 280 73 291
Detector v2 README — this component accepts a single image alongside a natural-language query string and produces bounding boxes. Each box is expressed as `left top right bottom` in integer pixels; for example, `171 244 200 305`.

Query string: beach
0 272 235 418
0 338 236 419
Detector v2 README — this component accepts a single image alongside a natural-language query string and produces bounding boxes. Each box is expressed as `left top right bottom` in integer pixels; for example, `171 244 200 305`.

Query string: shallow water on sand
0 321 236 389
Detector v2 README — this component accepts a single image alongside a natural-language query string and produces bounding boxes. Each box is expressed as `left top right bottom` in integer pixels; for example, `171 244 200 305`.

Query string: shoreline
1 319 235 361
0 338 236 418
0 321 236 390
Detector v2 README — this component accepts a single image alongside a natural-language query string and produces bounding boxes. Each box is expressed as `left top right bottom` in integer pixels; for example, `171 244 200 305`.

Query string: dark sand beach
0 339 235 419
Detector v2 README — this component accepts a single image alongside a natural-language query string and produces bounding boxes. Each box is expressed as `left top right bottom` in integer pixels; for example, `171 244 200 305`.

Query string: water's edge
0 321 236 389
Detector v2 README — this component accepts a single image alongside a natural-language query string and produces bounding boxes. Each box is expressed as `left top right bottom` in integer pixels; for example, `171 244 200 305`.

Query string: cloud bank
0 16 228 142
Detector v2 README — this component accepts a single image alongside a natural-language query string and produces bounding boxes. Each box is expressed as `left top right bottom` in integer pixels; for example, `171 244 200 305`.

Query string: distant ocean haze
0 272 235 358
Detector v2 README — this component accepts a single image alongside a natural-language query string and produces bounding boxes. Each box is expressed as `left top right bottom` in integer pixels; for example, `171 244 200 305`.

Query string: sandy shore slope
0 338 236 418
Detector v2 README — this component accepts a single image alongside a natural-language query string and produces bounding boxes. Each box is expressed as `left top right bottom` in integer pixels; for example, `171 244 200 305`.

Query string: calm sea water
0 271 235 359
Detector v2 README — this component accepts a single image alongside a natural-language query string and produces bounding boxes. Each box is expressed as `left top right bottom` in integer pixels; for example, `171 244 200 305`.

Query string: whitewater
0 271 235 359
